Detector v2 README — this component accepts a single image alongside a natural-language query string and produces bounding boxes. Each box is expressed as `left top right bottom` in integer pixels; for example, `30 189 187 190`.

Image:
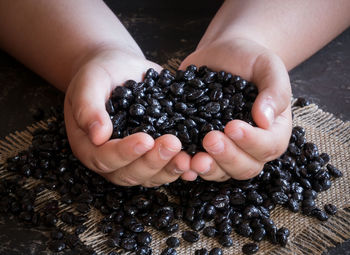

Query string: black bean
326 164 343 178
166 236 180 248
136 232 152 246
129 223 145 233
182 231 200 243
51 230 64 240
212 194 229 209
75 225 87 235
319 153 330 166
107 237 121 248
242 243 259 254
252 227 266 242
324 204 337 215
209 247 223 255
112 86 133 100
65 234 81 248
293 97 310 107
145 68 158 80
277 234 288 247
195 248 209 255
129 104 146 117
287 199 300 212
302 198 316 208
203 226 217 237
61 212 75 225
217 222 232 235
44 213 58 227
121 237 137 251
161 247 177 255
136 246 152 255
243 205 261 219
49 240 66 252
271 192 289 205
164 223 179 234
76 203 90 214
219 235 233 247
312 208 329 221
237 222 253 237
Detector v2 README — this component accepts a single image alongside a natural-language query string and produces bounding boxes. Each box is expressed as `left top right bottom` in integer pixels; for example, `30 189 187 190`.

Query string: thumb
251 53 291 129
67 65 113 146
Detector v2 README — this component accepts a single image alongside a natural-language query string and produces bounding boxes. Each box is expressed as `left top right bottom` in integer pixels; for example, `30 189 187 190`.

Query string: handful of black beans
1 64 343 255
106 65 257 155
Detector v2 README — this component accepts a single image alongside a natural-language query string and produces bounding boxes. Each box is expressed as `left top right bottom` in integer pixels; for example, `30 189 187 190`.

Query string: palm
64 49 192 187
179 38 292 181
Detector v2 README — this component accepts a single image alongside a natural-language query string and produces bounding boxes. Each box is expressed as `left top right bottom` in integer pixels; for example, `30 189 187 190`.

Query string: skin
0 0 349 186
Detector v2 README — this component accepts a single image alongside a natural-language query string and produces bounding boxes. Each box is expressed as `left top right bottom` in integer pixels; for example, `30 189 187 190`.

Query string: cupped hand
65 48 194 187
179 38 292 181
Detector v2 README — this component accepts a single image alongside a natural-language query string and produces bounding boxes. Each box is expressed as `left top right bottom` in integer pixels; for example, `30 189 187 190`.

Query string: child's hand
64 49 193 187
180 38 292 181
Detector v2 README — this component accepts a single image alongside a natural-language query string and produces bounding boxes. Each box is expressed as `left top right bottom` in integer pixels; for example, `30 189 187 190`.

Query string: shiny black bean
242 243 259 254
324 204 337 215
219 235 233 247
121 237 137 251
136 246 152 255
293 97 310 107
166 236 180 248
129 104 146 117
312 208 329 221
182 231 200 243
49 240 66 252
326 164 343 178
237 222 253 237
161 247 177 255
136 232 152 246
209 247 223 255
195 248 209 255
170 82 185 96
191 218 206 231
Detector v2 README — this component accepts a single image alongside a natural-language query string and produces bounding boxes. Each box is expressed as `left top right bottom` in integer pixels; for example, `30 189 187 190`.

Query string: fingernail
173 168 184 174
228 127 243 140
199 164 211 175
262 104 274 126
134 143 151 155
206 139 224 154
159 145 178 160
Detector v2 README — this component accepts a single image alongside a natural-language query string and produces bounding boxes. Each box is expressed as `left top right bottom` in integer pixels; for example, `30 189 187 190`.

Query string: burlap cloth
0 59 349 254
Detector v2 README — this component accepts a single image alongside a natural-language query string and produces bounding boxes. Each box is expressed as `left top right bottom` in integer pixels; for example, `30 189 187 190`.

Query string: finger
190 152 230 181
201 131 264 180
181 171 199 181
251 53 291 129
146 151 191 187
65 101 154 173
106 134 181 186
225 107 292 162
67 64 113 146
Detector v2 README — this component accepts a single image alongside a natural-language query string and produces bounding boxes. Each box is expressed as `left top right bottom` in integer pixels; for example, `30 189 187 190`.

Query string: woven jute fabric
0 59 349 254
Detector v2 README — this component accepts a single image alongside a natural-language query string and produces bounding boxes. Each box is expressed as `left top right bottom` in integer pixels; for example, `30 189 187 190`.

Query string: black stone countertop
0 1 349 254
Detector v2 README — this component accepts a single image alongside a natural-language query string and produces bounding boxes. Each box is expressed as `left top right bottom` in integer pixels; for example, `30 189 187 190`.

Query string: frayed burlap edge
0 59 349 254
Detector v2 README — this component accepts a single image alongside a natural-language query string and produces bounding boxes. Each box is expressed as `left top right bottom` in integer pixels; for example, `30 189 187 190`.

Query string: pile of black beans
1 77 343 254
106 65 257 155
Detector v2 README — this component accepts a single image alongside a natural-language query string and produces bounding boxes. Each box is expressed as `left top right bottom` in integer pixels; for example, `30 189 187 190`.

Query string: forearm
198 0 350 70
0 0 142 91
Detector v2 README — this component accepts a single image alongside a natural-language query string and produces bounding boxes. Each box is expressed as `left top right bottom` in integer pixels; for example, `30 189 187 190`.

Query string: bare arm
199 0 350 70
0 0 193 186
0 0 142 91
181 0 350 181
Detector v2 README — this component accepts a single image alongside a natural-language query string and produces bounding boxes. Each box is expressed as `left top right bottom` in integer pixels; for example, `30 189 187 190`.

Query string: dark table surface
0 1 349 254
